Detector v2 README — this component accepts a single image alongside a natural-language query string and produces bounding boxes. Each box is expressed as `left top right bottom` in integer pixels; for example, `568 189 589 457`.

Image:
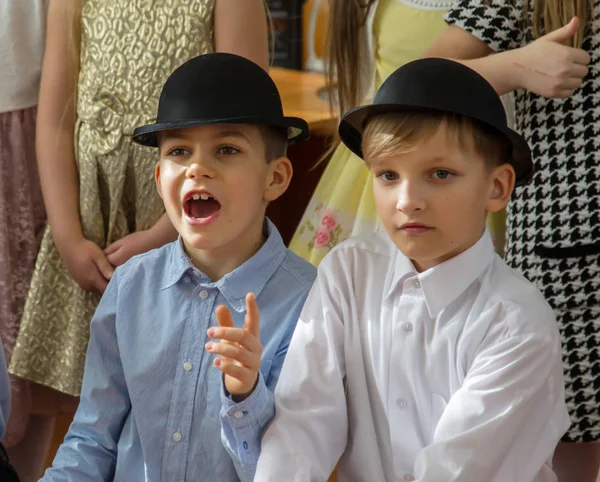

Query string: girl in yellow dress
291 0 511 265
8 0 269 477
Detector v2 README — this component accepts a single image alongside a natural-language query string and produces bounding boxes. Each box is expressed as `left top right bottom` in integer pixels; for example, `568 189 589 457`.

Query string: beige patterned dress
10 0 215 396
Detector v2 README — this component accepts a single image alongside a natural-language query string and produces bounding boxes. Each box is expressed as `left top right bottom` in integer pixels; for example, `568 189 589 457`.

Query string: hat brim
132 115 310 148
339 104 533 187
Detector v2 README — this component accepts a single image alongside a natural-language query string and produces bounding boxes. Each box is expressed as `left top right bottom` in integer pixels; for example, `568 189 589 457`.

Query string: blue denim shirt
41 219 316 482
0 345 9 441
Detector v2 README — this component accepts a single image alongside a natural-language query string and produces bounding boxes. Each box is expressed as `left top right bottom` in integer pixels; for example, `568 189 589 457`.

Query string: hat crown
156 53 284 124
338 58 534 186
374 57 507 127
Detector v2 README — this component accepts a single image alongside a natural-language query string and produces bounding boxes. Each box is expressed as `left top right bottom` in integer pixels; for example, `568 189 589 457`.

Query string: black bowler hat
133 53 310 147
339 58 533 186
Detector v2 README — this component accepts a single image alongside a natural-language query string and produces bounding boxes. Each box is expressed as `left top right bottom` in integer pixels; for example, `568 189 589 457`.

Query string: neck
183 220 267 282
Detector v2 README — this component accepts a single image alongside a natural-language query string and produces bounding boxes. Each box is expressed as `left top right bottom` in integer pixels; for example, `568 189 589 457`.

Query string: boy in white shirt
252 58 570 482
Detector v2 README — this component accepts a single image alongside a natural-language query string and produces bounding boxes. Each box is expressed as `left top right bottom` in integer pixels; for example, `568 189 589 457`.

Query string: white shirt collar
386 229 495 318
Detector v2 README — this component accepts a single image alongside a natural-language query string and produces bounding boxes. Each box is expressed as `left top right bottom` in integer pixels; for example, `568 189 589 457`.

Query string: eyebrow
161 129 252 143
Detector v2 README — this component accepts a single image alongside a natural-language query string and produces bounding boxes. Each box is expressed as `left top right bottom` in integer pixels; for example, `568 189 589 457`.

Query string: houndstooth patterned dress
447 0 600 442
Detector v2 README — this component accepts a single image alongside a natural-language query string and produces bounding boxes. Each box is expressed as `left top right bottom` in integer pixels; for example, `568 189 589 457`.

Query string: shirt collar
161 218 287 312
385 229 496 318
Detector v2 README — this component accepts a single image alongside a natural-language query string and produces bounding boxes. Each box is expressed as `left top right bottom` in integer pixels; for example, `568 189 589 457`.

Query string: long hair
316 0 376 164
526 0 591 47
326 0 377 117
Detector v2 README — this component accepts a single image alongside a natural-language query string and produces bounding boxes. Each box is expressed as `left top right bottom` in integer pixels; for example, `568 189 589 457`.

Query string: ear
155 161 164 199
486 163 515 213
263 157 293 202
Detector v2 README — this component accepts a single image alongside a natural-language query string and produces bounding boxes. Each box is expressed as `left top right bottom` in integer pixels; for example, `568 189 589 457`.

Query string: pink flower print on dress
314 230 331 249
320 209 338 233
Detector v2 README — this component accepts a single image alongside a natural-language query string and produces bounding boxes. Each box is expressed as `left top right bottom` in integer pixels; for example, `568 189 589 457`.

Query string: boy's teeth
190 193 212 201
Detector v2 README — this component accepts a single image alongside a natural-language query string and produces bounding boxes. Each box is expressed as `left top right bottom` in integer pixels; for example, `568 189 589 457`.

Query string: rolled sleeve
445 0 525 52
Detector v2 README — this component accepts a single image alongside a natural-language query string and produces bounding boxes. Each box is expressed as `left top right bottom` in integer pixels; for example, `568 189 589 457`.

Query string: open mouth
184 192 222 220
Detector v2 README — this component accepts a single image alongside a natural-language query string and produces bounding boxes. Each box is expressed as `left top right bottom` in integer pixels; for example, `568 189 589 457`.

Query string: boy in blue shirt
41 53 316 481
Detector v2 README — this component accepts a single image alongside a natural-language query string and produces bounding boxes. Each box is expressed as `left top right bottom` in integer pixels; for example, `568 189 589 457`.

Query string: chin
180 230 224 250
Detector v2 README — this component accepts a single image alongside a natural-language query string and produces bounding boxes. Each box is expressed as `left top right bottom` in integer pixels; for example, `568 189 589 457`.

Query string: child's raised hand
518 16 590 98
206 293 262 401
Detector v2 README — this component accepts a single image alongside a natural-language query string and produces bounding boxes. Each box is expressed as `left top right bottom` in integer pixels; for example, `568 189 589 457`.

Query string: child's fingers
104 240 122 255
91 267 109 294
243 293 260 337
214 358 257 387
215 305 235 328
94 253 115 281
205 341 260 369
207 327 262 354
106 251 125 268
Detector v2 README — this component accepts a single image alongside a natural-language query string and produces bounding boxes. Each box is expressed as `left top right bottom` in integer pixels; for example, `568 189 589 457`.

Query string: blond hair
524 0 591 48
66 0 84 80
362 111 511 168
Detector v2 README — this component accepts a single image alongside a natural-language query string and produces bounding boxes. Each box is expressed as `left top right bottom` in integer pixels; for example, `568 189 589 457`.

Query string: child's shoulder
278 248 318 289
481 257 556 334
323 231 395 269
113 241 177 285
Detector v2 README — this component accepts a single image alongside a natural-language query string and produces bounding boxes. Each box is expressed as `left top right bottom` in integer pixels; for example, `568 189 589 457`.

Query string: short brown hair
259 125 288 162
362 111 511 170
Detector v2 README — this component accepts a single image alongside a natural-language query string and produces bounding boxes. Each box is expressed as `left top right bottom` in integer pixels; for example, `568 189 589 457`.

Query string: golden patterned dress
10 0 215 396
290 0 454 266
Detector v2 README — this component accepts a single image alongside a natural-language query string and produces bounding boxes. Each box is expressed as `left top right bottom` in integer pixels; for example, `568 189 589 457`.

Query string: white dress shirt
255 230 570 482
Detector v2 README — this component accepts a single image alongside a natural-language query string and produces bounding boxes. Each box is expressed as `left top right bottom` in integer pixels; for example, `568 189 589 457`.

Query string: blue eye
378 171 398 182
432 170 453 180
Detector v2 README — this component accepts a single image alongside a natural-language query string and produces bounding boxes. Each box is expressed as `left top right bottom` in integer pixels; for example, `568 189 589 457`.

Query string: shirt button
234 411 244 419
404 474 415 482
199 290 208 299
183 361 193 371
183 276 191 284
396 398 408 409
403 322 413 333
413 279 421 289
173 431 182 442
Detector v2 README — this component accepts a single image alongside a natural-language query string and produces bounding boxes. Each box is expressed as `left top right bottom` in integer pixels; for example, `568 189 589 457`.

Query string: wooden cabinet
267 67 336 245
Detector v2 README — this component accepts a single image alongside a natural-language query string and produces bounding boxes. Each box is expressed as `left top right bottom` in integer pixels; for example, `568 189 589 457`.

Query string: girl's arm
37 0 114 292
214 0 270 70
423 18 590 98
37 0 82 248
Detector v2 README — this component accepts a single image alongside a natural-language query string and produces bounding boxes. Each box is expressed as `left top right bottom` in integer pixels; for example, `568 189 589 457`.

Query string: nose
185 153 215 180
395 179 425 213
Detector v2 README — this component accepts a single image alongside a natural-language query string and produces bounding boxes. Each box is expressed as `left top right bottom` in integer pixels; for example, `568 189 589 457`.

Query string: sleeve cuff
220 371 272 426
